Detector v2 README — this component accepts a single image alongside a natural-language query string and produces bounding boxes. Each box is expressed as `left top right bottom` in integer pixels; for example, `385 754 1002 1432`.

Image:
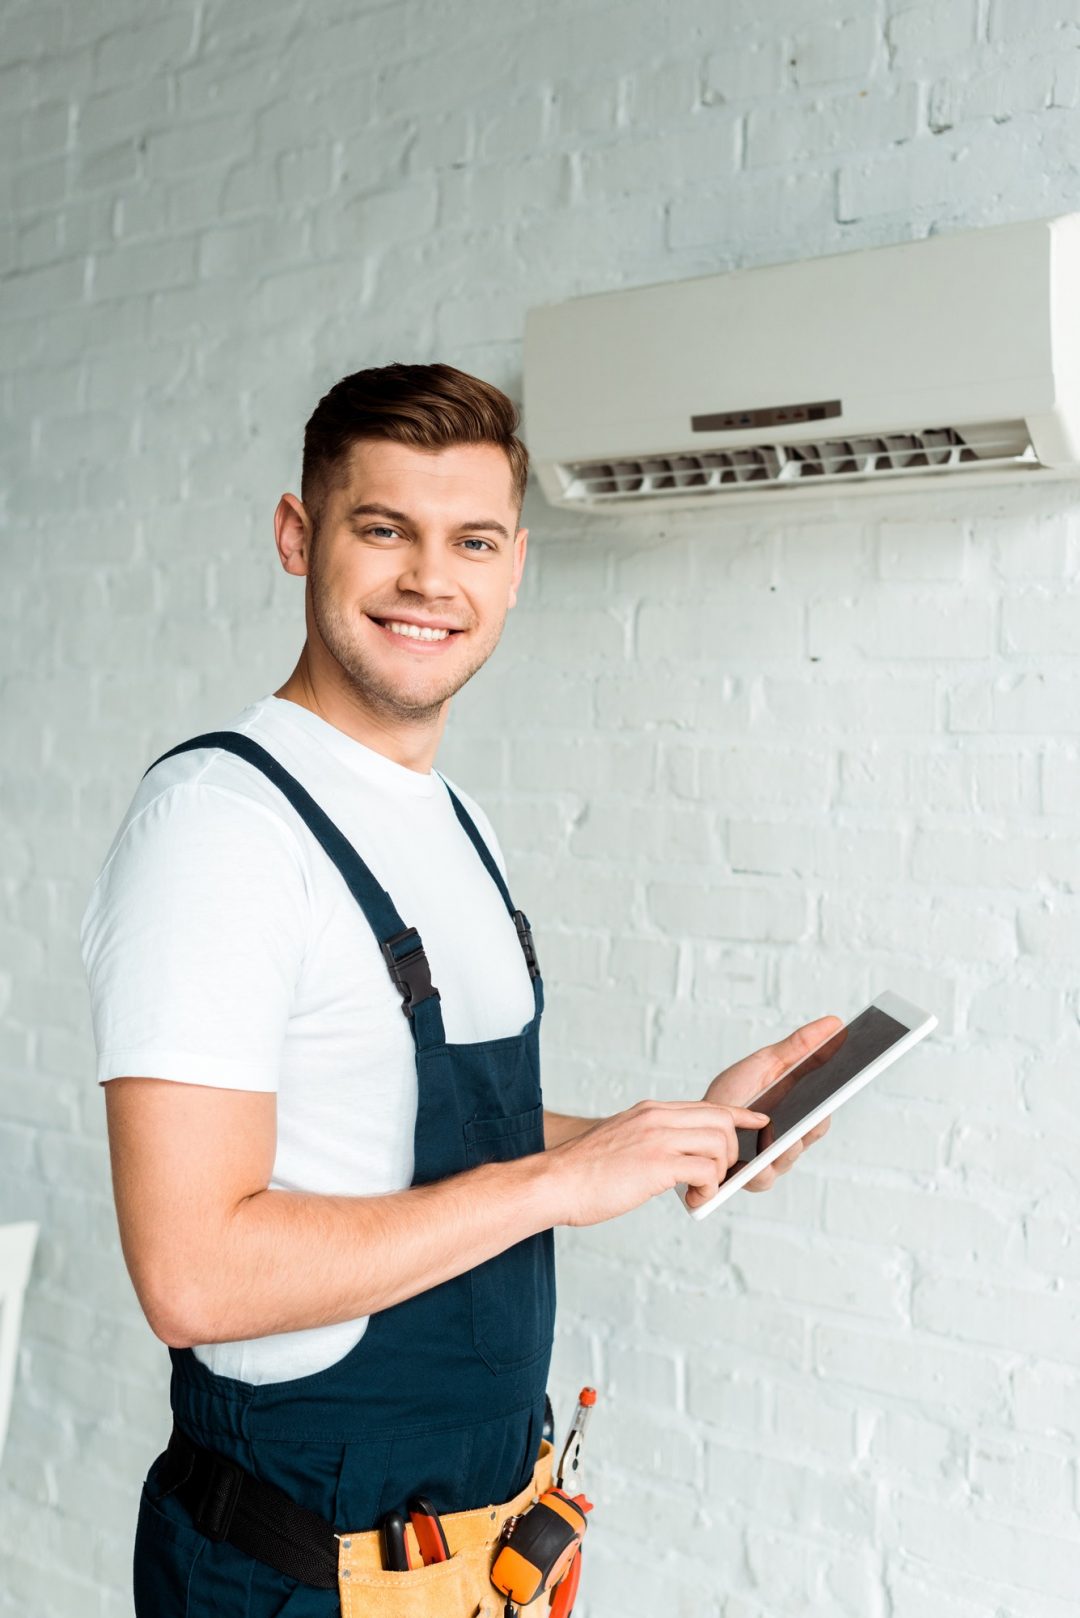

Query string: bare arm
105 1076 766 1350
542 1109 599 1148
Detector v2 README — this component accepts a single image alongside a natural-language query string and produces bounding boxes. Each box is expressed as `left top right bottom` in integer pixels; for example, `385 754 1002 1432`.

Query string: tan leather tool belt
337 1440 554 1617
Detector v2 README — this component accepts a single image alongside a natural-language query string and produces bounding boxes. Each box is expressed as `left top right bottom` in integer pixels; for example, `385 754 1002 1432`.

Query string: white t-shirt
80 694 536 1384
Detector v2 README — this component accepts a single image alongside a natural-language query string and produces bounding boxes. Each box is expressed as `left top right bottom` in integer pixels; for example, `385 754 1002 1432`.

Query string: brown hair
301 362 529 528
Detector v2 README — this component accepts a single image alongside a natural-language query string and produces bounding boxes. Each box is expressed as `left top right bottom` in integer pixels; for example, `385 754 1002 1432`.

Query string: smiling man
81 363 835 1618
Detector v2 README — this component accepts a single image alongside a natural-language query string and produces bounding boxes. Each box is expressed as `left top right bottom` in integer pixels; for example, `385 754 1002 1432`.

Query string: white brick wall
3 0 1080 1612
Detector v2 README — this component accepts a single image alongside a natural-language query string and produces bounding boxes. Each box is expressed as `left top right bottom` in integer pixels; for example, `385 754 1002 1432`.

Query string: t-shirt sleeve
80 782 311 1090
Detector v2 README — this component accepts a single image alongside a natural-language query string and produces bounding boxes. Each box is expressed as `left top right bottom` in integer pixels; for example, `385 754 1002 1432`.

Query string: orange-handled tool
407 1496 450 1565
549 1545 582 1618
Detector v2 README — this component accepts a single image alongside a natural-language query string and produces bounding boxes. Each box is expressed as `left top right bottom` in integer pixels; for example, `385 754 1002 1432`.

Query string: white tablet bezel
677 990 938 1222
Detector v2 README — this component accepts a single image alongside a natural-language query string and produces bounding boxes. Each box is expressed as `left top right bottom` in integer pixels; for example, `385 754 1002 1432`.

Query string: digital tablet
677 990 938 1222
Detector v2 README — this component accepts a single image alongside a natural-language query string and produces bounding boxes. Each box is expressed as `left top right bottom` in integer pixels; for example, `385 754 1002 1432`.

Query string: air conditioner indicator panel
691 399 843 433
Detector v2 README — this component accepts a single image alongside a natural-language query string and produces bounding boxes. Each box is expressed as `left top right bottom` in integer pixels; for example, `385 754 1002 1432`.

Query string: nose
395 535 456 601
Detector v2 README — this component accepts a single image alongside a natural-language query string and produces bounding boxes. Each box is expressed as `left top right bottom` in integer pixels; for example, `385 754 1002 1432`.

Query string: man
81 362 836 1616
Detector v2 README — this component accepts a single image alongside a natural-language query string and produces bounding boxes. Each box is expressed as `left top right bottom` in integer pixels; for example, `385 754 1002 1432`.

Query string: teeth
384 621 450 641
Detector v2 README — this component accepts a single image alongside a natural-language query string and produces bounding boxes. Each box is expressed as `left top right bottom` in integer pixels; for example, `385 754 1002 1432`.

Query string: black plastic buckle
514 909 541 980
381 927 440 1018
195 1454 244 1543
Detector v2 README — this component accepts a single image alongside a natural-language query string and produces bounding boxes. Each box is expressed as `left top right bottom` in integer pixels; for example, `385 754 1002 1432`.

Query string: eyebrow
346 502 510 541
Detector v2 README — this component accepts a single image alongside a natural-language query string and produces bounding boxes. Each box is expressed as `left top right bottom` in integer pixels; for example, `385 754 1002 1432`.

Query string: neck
274 645 448 775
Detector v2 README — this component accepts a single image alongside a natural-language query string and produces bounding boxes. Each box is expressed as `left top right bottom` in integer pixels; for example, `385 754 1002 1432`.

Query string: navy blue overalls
131 733 556 1616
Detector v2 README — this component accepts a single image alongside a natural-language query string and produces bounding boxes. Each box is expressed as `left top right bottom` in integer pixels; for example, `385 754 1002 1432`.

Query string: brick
728 818 905 880
729 1225 910 1322
606 935 680 998
912 824 1080 888
704 38 787 102
969 1434 1078 1532
579 124 740 202
639 591 804 660
813 1322 1009 1420
596 666 752 730
762 674 936 733
967 978 1072 1039
823 1178 1012 1266
1042 747 1080 813
688 941 767 1009
891 1491 1080 1603
877 519 968 579
838 122 1028 222
790 14 883 84
514 735 656 797
820 890 1017 960
698 744 836 811
777 520 872 584
866 1406 962 1479
572 799 713 864
747 85 919 168
1013 1359 1080 1439
769 1378 859 1460
92 236 197 300
989 0 1080 41
914 1273 1080 1360
647 879 810 942
886 2 978 66
668 168 833 249
92 14 197 88
929 57 1056 129
1002 591 1080 654
808 590 995 659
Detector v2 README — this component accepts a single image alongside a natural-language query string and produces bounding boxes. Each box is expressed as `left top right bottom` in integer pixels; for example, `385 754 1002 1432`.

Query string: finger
801 1115 832 1146
676 1128 743 1175
767 1137 805 1177
661 1102 771 1129
684 1181 719 1209
768 1015 844 1075
681 1154 728 1206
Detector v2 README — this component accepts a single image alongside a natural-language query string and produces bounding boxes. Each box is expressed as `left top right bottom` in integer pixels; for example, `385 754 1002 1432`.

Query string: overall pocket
463 1104 556 1375
133 1481 205 1618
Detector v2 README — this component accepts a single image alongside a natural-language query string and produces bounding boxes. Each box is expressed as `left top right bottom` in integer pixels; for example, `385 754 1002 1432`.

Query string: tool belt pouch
337 1440 555 1618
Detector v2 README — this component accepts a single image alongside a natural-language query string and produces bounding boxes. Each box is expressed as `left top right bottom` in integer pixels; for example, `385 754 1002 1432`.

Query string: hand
692 1015 844 1207
545 1098 772 1228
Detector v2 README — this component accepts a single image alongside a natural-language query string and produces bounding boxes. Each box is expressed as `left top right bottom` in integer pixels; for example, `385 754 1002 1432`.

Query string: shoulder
99 763 311 886
81 746 314 961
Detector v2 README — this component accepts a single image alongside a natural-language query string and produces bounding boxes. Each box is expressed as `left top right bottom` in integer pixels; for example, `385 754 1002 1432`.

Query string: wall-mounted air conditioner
523 213 1080 511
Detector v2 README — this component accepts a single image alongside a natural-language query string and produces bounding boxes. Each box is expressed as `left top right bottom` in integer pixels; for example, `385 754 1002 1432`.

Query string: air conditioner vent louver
559 423 1038 505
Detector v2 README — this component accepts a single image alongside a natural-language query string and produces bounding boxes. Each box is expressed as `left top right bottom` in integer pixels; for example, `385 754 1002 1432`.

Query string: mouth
367 615 467 652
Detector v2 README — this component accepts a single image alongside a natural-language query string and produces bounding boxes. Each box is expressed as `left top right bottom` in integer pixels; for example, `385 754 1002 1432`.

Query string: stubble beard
307 538 500 723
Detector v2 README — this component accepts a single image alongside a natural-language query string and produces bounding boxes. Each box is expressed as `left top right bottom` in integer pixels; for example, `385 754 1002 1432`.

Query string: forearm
171 1153 558 1349
542 1108 601 1149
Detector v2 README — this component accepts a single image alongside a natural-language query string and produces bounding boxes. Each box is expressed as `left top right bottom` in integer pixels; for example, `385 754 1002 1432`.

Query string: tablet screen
727 1004 909 1180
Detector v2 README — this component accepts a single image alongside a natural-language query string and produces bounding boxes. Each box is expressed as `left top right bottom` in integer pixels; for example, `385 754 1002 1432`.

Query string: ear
507 527 528 609
274 493 314 577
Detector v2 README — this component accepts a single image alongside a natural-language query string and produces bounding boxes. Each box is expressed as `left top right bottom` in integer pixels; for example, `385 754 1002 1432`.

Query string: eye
461 537 494 552
368 525 400 539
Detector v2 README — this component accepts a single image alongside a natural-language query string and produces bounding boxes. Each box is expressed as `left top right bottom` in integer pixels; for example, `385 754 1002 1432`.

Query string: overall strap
142 732 446 1049
438 775 542 984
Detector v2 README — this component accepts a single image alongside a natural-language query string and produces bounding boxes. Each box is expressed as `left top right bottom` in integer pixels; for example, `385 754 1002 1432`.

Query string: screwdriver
556 1386 597 1497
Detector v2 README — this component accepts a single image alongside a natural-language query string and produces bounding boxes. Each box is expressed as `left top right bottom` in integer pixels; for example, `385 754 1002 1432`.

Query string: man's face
304 439 527 721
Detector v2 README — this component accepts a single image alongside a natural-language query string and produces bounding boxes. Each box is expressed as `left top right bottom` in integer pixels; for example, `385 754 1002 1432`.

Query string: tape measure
490 1486 590 1607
